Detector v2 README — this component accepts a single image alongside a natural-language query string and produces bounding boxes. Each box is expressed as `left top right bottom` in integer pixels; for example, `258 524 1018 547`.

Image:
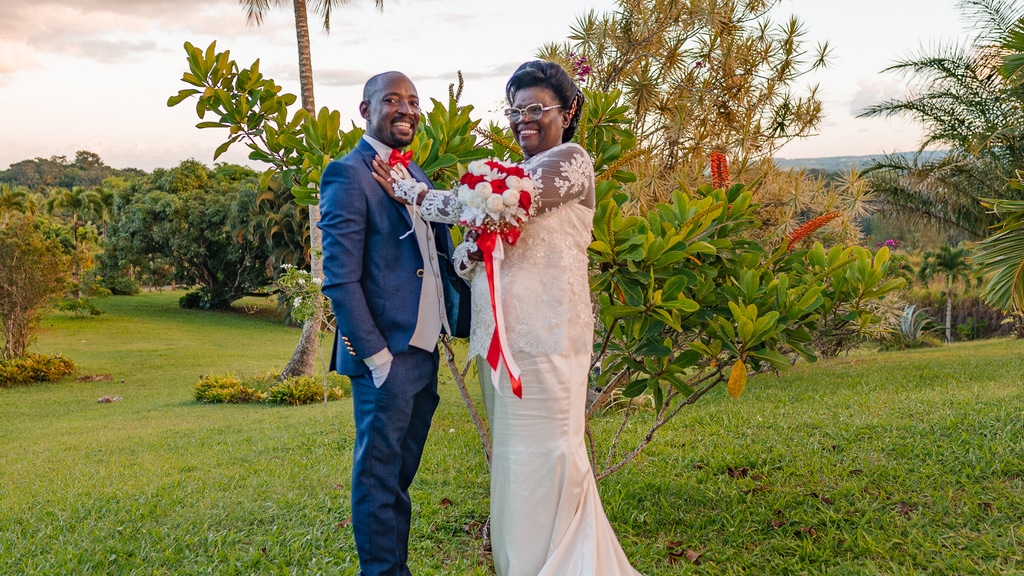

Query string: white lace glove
387 164 427 205
393 178 427 205
453 238 480 280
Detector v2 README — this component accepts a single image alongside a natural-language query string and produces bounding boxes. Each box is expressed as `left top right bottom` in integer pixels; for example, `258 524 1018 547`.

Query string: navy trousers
350 347 440 576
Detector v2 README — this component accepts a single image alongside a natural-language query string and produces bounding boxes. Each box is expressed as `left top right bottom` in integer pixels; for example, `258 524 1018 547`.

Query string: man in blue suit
318 71 466 576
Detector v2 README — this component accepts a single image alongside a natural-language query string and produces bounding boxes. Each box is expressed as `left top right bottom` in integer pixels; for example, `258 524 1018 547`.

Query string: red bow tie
388 149 413 168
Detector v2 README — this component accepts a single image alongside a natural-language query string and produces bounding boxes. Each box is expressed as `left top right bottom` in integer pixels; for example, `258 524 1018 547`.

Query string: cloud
33 37 160 63
0 0 273 72
0 39 39 75
315 68 374 88
849 78 909 116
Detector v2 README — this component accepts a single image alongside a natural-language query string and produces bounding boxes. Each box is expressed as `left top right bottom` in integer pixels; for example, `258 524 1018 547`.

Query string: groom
318 71 468 576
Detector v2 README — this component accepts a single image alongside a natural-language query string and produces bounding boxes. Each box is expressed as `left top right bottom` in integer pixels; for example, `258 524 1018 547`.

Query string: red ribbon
388 148 413 167
477 230 523 398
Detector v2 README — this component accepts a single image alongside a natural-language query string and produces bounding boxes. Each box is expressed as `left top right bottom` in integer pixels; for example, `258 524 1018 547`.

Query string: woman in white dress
374 61 641 576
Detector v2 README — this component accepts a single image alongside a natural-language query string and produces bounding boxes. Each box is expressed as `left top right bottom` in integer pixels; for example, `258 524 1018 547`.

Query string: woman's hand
454 229 484 278
372 155 427 205
464 229 483 262
370 155 405 203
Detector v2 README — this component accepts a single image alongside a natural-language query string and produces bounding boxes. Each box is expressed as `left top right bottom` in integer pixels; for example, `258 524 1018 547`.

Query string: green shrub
193 373 267 403
266 375 346 405
0 353 77 387
193 371 348 405
55 297 105 317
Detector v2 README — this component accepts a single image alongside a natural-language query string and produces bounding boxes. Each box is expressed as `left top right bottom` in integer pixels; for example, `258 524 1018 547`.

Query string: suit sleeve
318 159 388 364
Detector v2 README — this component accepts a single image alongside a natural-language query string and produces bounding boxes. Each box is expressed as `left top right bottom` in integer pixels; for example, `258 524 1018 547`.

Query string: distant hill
774 150 947 172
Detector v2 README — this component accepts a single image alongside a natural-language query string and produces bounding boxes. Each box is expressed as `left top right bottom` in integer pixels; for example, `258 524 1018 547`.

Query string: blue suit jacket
318 139 467 376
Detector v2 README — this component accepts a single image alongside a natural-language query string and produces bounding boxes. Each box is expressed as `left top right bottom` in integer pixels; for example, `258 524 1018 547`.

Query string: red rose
461 173 486 188
518 191 532 213
490 178 508 194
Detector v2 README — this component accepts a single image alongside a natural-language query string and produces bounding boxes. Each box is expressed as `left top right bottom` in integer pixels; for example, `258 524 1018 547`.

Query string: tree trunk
293 0 316 114
945 280 953 343
280 0 324 379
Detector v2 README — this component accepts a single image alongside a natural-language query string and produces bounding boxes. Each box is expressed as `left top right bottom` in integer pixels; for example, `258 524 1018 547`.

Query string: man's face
360 73 420 149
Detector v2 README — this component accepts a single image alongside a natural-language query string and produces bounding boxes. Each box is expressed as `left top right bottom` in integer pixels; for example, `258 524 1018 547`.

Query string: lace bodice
415 143 596 358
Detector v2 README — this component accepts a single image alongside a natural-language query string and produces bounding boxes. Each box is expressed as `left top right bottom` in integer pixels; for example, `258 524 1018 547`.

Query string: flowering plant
786 211 841 251
276 264 331 326
456 158 535 245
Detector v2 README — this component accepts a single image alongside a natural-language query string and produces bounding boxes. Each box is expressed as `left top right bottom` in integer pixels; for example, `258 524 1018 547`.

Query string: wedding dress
417 142 641 575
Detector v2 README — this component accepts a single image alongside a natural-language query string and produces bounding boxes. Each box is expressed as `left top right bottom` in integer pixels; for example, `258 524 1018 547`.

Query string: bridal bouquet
456 159 535 245
457 158 535 398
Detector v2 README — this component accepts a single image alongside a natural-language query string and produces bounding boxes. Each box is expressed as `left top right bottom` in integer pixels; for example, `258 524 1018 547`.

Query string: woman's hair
505 60 584 143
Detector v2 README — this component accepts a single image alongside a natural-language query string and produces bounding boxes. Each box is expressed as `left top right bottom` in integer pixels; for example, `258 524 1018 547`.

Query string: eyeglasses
503 103 562 123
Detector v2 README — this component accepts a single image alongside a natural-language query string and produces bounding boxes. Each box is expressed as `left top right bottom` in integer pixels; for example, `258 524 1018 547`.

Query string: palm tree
0 183 29 224
972 10 1024 323
238 0 383 377
46 186 102 249
974 197 1024 319
860 0 1024 240
917 242 974 342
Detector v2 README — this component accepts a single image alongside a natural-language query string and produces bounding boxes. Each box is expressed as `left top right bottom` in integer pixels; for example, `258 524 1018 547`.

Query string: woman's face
509 86 570 159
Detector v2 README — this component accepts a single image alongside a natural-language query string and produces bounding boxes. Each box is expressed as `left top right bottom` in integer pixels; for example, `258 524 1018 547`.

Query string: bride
374 60 641 576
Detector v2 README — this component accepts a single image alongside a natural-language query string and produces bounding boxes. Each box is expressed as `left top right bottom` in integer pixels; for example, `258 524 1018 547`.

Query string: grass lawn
1 291 1023 575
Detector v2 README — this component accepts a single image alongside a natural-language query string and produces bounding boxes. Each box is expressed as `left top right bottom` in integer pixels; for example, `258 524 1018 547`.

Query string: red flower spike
786 212 841 251
710 151 729 189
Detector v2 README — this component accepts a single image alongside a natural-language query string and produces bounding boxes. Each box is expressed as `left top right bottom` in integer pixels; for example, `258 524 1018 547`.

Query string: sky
0 0 978 172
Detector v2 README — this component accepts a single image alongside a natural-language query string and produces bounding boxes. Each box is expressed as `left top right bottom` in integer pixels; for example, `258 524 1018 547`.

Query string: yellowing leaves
727 358 747 399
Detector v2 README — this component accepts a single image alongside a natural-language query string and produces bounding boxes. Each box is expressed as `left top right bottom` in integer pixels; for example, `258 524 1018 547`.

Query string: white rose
502 189 520 206
520 177 534 194
467 160 487 175
475 182 493 200
505 175 521 190
486 194 505 212
457 185 475 204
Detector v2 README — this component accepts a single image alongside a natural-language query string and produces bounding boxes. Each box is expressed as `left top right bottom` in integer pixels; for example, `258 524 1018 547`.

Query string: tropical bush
0 352 77 387
194 370 348 405
587 177 903 477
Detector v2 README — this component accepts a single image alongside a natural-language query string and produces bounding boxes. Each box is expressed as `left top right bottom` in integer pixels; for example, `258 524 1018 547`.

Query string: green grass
2 291 1023 574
